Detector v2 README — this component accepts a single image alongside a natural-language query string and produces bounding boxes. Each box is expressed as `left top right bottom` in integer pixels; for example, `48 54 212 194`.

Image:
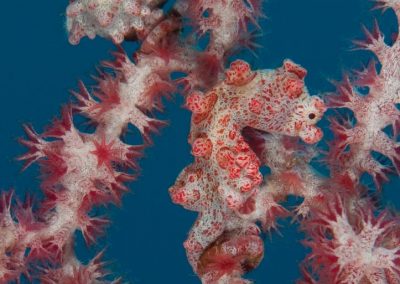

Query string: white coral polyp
66 0 158 44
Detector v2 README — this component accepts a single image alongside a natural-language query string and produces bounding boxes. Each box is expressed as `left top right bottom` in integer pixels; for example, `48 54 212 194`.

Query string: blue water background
1 0 399 283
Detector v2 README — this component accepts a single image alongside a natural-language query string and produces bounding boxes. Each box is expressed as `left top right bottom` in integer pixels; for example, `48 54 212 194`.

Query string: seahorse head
225 59 326 144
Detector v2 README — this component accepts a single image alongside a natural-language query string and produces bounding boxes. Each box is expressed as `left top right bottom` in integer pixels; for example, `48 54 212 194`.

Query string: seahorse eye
308 113 316 119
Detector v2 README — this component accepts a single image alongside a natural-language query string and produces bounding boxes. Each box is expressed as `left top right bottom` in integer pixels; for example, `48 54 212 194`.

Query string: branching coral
66 0 165 44
328 0 400 189
302 197 400 283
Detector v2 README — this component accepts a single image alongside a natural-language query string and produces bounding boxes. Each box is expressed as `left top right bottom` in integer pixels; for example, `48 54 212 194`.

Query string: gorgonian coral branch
297 1 400 282
327 0 400 189
66 0 166 44
302 196 400 283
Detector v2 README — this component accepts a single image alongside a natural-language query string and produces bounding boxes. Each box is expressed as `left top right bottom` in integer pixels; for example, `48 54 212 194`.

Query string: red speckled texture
169 59 326 281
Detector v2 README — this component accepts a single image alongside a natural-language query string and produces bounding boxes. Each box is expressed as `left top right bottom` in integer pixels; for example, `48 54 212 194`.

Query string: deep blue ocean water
1 0 399 283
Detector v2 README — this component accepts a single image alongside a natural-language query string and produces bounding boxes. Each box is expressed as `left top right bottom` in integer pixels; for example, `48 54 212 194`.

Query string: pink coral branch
327 0 400 189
